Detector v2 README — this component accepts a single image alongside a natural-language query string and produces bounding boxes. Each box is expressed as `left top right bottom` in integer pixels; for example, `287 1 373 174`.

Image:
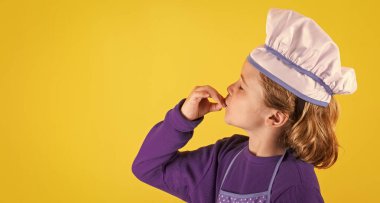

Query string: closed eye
239 79 245 90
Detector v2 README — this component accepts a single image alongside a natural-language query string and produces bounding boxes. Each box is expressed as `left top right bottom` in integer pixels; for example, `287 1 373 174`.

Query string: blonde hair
259 72 340 169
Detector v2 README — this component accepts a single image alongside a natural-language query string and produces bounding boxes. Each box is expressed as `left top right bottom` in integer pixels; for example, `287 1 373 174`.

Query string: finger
195 85 226 107
191 91 210 102
204 85 227 107
209 102 223 112
193 85 225 107
191 90 223 113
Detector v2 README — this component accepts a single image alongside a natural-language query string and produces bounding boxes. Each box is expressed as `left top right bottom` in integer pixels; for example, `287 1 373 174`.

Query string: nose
227 83 235 96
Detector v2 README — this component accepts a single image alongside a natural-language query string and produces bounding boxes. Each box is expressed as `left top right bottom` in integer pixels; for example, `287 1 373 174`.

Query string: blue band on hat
246 55 329 107
264 45 334 95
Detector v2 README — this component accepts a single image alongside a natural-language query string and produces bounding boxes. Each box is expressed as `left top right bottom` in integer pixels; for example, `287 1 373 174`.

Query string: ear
266 110 289 128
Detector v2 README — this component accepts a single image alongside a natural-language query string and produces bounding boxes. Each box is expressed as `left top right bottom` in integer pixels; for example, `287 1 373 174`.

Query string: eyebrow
241 74 248 87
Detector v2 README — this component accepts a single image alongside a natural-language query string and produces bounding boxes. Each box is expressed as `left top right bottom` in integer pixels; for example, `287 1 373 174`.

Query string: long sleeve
132 98 210 202
273 184 324 203
131 97 327 202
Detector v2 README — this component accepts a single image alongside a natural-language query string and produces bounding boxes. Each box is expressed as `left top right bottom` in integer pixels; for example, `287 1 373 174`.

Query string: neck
247 130 286 157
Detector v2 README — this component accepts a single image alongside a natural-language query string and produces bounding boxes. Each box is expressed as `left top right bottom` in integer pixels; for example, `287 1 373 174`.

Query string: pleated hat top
247 8 358 107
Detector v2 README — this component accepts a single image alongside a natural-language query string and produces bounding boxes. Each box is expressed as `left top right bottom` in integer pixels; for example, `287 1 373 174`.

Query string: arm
132 98 224 201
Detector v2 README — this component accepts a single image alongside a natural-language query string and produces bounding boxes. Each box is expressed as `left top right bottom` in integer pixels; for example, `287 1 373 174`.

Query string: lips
224 96 230 107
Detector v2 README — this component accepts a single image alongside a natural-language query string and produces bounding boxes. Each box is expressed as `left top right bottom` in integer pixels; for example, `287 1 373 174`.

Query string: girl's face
224 59 271 131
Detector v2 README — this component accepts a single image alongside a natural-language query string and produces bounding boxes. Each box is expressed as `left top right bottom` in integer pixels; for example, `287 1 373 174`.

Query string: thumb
209 102 223 112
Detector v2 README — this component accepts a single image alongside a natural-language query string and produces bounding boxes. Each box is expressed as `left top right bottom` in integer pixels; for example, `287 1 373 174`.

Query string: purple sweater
132 98 324 203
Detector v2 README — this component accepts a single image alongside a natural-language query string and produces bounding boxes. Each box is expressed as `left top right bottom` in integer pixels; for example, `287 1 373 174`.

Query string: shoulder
200 134 248 163
272 151 324 202
183 134 248 164
218 134 249 147
216 134 248 158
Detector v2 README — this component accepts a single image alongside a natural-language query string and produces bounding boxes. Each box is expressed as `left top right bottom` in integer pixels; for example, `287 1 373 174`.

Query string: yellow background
0 0 378 202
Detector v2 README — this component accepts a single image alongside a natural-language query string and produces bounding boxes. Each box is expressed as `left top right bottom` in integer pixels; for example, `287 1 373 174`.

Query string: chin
224 115 246 129
224 114 234 126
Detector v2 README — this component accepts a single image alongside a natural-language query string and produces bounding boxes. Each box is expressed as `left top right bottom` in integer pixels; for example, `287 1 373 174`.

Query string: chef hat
247 8 358 107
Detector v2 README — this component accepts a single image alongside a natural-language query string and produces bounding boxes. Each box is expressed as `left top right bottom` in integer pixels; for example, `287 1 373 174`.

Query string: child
132 8 357 203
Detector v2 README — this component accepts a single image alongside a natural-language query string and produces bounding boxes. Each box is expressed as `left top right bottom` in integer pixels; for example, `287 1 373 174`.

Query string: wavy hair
259 72 340 169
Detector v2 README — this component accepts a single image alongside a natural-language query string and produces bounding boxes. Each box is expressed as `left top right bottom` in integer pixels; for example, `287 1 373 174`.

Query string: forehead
241 59 261 83
240 59 265 102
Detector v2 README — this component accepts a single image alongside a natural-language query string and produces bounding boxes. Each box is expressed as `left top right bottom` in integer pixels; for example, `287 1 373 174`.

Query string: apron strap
267 147 289 203
219 144 289 203
219 145 247 189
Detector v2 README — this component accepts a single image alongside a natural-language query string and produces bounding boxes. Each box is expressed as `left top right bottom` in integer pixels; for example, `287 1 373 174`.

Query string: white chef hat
248 8 358 107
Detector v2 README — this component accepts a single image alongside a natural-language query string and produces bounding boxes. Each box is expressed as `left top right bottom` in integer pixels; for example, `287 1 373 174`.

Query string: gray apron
217 145 288 203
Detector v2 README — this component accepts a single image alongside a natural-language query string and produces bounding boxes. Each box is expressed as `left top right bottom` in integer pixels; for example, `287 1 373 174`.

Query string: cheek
234 95 262 116
226 104 262 129
231 96 253 114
